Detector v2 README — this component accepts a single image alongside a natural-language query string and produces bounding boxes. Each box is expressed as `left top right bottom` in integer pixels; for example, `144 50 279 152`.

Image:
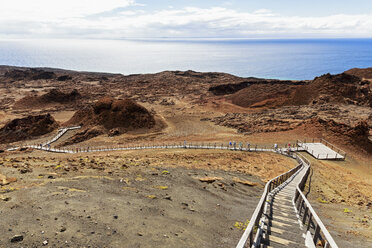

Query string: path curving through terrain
7 127 340 248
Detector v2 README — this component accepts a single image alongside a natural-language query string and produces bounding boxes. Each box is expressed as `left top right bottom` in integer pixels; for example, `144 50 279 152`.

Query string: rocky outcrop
67 97 155 131
292 73 372 106
14 89 81 109
224 73 371 108
0 114 59 144
345 67 372 80
4 69 56 81
63 97 157 143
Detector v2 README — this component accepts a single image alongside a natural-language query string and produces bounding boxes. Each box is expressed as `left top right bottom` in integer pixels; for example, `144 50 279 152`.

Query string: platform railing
236 152 304 248
294 154 339 248
42 126 81 146
319 139 347 159
8 137 339 247
297 139 346 160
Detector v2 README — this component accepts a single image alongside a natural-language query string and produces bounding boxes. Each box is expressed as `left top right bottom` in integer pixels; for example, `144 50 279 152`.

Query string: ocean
0 38 371 80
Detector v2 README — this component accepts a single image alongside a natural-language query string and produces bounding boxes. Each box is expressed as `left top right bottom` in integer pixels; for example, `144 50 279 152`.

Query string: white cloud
0 0 137 21
252 9 275 16
0 4 372 38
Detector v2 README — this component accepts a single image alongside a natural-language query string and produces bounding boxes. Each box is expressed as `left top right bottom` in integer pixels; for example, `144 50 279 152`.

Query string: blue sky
1 0 372 39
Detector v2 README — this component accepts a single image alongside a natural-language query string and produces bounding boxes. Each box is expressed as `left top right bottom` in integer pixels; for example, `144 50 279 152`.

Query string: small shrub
233 219 250 230
317 197 329 204
344 208 352 213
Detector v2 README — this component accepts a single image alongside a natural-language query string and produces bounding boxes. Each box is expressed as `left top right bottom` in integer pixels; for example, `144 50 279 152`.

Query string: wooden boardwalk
5 127 340 247
261 165 309 247
298 142 344 160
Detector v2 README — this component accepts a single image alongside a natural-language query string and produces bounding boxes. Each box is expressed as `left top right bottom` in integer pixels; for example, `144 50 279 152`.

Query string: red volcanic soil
225 73 372 108
290 73 372 106
345 67 372 80
14 89 81 109
66 97 156 131
4 68 56 81
227 83 296 108
0 114 58 144
297 117 372 155
61 97 158 145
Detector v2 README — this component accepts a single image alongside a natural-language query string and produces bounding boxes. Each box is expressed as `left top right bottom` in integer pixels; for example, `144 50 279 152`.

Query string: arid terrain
0 65 371 247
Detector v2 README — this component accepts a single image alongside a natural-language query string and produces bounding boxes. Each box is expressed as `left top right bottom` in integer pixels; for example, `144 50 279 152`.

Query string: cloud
0 0 138 21
0 4 372 38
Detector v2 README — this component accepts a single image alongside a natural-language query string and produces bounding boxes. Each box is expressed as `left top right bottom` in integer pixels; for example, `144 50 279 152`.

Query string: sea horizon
1 38 371 80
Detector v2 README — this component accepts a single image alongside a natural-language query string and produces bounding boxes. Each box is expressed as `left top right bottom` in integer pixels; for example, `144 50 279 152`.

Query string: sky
1 0 372 39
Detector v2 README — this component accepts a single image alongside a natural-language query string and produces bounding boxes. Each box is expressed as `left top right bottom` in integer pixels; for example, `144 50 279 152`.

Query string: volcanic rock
345 67 372 80
4 68 56 81
67 97 156 131
0 114 59 144
225 73 372 108
62 97 157 144
10 235 23 243
290 73 372 106
57 75 73 81
14 89 81 108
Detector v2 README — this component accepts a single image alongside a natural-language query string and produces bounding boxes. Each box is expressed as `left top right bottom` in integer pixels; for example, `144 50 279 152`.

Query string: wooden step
262 234 305 247
266 219 298 228
269 201 293 209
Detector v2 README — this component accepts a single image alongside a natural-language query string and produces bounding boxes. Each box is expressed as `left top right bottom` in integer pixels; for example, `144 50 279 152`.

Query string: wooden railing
236 152 304 248
297 139 346 160
319 139 347 159
23 143 278 153
6 130 339 248
42 126 81 146
294 154 339 248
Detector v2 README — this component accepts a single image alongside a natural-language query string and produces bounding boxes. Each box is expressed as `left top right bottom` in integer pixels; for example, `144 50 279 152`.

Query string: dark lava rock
57 75 73 81
0 114 59 144
10 235 23 243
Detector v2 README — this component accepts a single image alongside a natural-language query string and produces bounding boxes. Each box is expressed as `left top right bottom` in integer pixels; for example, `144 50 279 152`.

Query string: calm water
0 38 371 80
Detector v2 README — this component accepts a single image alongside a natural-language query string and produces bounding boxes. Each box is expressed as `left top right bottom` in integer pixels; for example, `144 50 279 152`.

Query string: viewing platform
297 139 346 160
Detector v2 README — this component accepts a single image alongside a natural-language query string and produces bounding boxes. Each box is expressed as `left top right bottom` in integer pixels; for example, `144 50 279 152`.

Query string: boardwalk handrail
17 142 285 154
294 154 339 248
42 126 81 146
297 139 347 160
7 135 339 247
297 141 342 160
236 152 304 248
319 139 347 158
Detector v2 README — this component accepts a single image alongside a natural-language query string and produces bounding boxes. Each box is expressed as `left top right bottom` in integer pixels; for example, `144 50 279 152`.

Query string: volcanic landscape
0 66 371 247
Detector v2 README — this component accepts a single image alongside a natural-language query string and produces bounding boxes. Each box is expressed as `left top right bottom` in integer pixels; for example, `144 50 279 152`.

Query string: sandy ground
301 153 372 247
0 150 295 247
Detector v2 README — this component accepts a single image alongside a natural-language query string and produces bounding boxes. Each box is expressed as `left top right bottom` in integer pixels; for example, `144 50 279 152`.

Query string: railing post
297 198 302 210
313 224 320 245
302 206 308 224
307 214 313 231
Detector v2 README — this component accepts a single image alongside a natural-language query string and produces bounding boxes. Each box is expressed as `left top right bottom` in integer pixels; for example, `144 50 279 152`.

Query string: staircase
237 153 338 248
260 166 309 247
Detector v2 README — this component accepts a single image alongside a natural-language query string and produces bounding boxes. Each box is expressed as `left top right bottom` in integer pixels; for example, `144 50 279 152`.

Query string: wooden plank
273 215 298 224
269 220 297 228
268 235 300 246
